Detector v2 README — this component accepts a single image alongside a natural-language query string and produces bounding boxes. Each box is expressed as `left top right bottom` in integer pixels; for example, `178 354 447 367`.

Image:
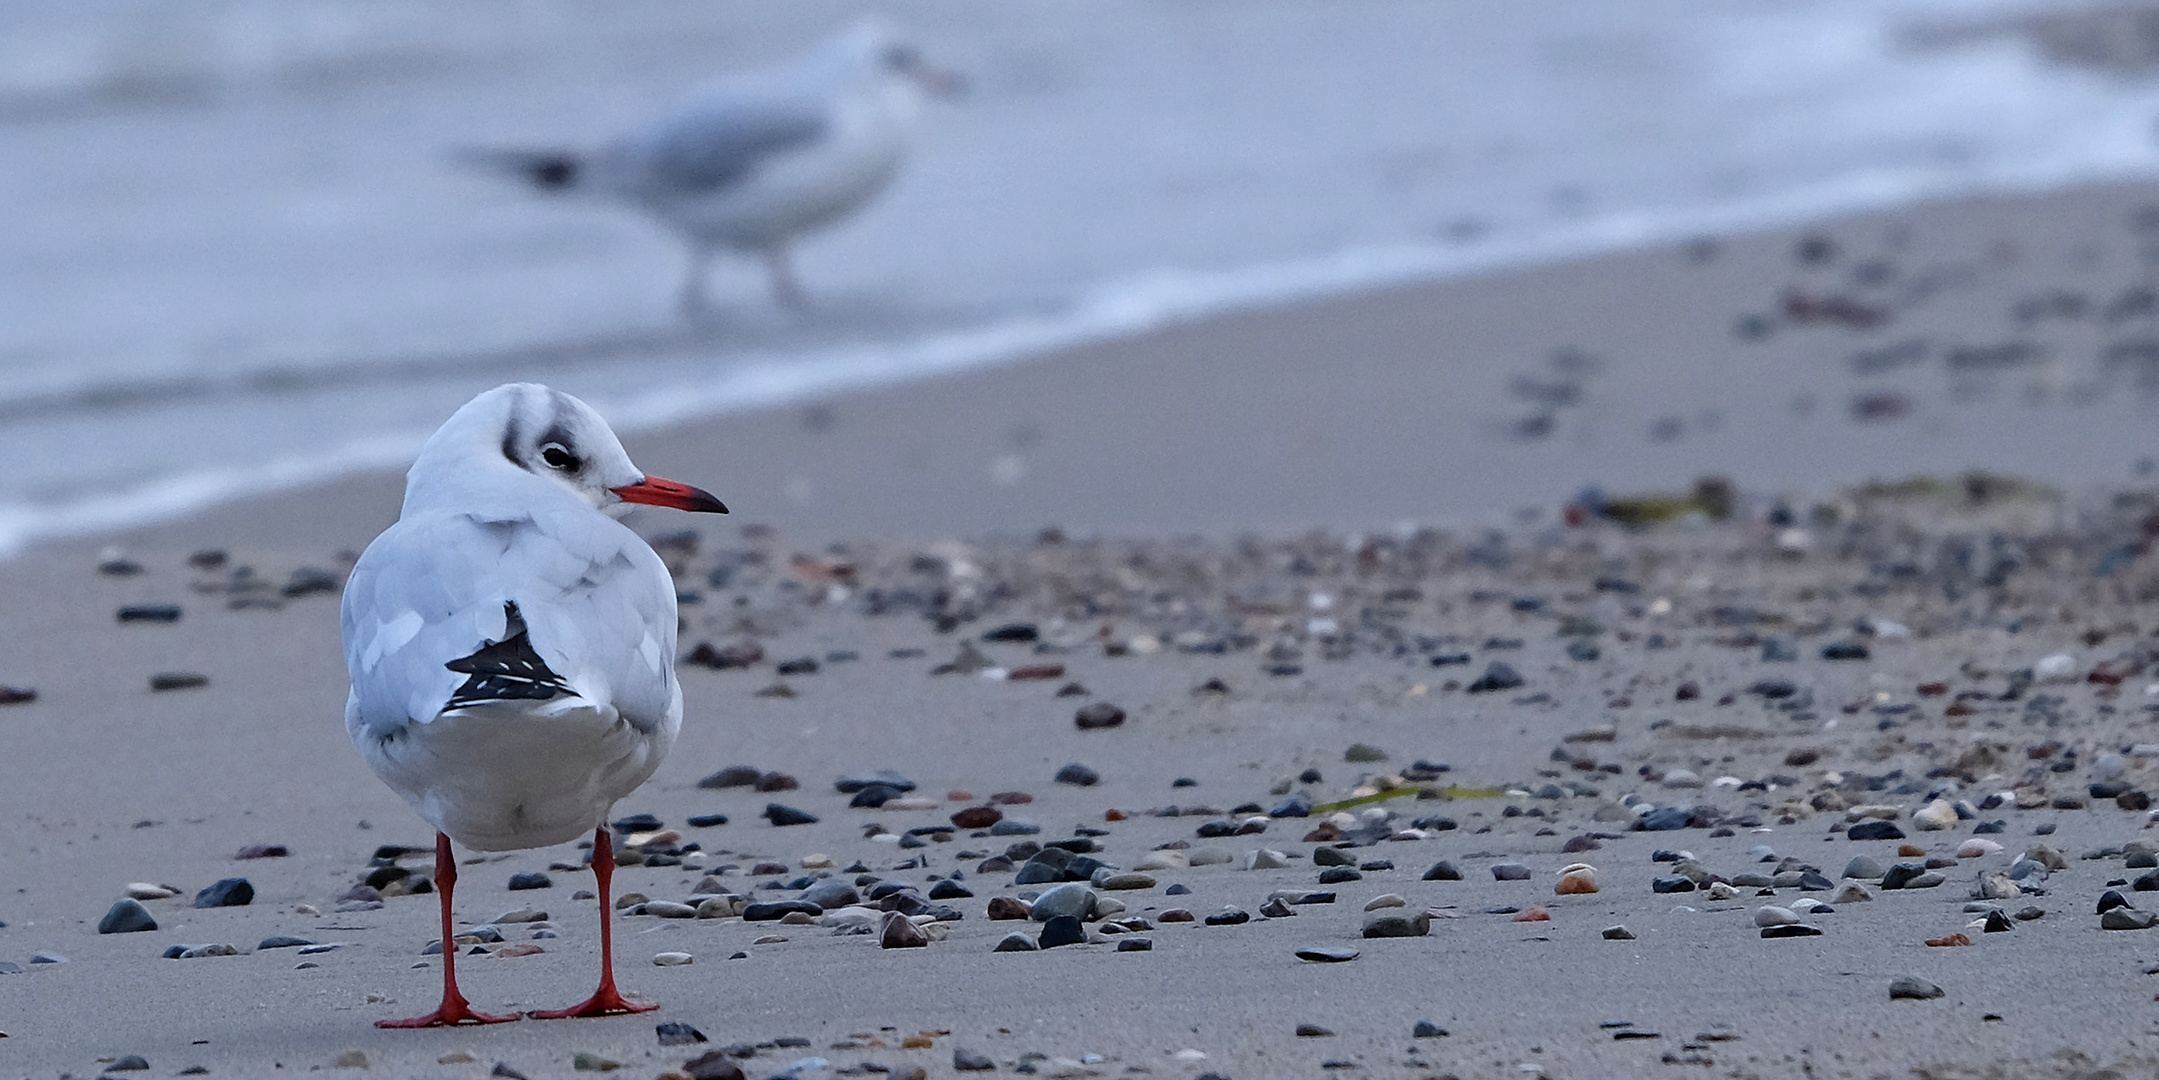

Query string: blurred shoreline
86 174 2159 562
14 1 2159 555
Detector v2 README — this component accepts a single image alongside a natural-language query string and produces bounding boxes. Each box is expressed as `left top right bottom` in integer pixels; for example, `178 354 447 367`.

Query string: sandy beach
10 181 2159 1078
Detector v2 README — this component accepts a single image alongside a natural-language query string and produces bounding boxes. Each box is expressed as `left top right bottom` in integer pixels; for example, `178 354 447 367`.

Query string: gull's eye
540 443 581 471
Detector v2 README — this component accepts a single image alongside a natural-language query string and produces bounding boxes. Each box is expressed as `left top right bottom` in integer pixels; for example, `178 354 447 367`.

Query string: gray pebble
1888 975 1944 1000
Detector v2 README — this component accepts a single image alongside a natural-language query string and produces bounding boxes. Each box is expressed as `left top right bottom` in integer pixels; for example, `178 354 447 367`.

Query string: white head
822 18 963 100
405 383 727 518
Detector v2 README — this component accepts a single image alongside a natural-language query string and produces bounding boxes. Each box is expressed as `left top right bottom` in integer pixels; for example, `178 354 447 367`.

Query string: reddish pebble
1925 933 1971 947
1158 909 1195 923
1512 907 1550 922
1008 665 1065 681
950 806 1003 829
986 897 1032 920
988 791 1033 805
1104 809 1126 822
1916 682 1949 697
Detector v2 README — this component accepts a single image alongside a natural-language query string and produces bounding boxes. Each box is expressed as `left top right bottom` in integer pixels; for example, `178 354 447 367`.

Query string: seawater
3 0 2157 554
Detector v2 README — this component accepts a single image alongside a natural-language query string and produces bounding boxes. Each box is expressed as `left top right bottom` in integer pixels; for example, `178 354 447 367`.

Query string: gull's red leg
377 832 520 1028
529 826 658 1019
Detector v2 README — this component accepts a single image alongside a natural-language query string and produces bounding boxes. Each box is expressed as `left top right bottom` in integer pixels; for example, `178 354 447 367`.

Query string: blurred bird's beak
613 476 729 514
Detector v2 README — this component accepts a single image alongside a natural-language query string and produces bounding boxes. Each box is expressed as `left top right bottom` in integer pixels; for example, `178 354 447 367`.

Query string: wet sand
7 181 2159 1078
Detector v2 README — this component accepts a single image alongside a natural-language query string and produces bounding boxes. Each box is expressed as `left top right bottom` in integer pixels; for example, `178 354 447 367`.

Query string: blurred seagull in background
473 20 959 316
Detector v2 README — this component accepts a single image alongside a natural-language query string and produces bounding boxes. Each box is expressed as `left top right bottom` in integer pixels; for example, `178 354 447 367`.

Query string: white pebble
1752 906 1799 928
652 951 693 966
2033 653 2076 681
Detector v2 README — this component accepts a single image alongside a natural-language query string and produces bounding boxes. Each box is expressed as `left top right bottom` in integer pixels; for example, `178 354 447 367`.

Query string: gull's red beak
612 475 728 514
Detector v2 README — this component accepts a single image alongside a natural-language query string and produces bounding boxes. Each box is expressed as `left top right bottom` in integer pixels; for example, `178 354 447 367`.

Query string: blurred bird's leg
377 833 520 1028
678 242 714 319
765 243 808 311
528 826 657 1019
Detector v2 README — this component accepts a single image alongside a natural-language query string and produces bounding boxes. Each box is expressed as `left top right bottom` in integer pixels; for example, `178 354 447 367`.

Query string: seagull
341 383 726 1027
475 19 960 315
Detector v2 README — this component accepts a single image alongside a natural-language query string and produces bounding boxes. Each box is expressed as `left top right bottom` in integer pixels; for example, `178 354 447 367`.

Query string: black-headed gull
477 19 959 314
342 383 725 1027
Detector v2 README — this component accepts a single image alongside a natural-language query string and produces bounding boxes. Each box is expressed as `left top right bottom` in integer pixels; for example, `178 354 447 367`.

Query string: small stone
1491 862 1531 881
1317 866 1362 884
1361 911 1430 938
1363 893 1407 911
1759 924 1822 938
763 804 817 827
1847 821 1905 841
1116 937 1153 951
1296 946 1359 962
1074 703 1126 730
258 935 314 950
0 685 36 705
1911 800 1958 831
150 672 209 692
951 806 1003 829
881 912 929 949
1888 976 1944 1000
987 897 1032 920
1344 743 1388 762
1098 872 1155 891
1466 662 1525 693
1259 896 1296 918
1054 764 1100 787
1038 915 1086 948
1556 871 1598 895
29 951 65 964
1204 907 1251 926
994 932 1037 951
506 872 551 891
1030 883 1096 922
655 1020 707 1046
1982 909 2015 933
1295 1023 1334 1037
682 1052 746 1080
572 1052 621 1072
1638 807 1692 831
1602 925 1635 940
1753 905 1799 927
1423 860 1462 881
1651 876 1696 894
2102 907 2159 930
1158 909 1195 922
953 1048 996 1071
652 951 694 965
98 899 158 934
1412 1021 1449 1038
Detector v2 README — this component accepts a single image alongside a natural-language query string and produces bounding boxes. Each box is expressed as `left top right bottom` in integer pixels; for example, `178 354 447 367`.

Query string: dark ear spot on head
500 410 523 467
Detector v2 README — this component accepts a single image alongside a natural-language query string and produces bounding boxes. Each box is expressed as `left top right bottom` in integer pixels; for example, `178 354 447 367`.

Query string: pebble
763 804 818 826
1244 849 1291 870
954 1048 997 1072
1753 905 1800 927
1038 915 1086 948
1296 946 1360 962
571 1053 621 1072
880 912 929 949
1638 807 1692 831
1361 911 1431 938
1758 925 1822 938
951 806 1003 829
1054 764 1101 787
1956 838 2004 858
1363 893 1406 911
987 897 1032 920
1888 975 1945 1000
1847 821 1905 841
994 933 1038 951
656 1020 708 1046
1555 869 1598 895
652 951 694 966
1423 860 1462 881
642 901 698 919
29 951 65 964
1466 662 1525 693
506 872 552 891
1911 800 1959 831
1030 883 1096 922
98 900 158 934
1204 907 1251 926
1602 925 1635 940
1344 743 1388 762
1098 872 1155 890
2101 907 2158 930
0 685 34 705
1074 703 1126 730
1412 1021 1449 1038
1296 1023 1334 1037
1491 862 1531 881
164 943 240 958
1259 897 1296 918
1116 937 1153 951
150 672 209 692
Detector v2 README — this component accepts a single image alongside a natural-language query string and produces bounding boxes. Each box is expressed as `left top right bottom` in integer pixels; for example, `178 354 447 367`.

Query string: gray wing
627 92 831 196
342 508 680 739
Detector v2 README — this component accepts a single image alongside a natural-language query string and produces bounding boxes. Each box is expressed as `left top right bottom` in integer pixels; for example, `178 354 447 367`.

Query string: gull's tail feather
452 147 585 191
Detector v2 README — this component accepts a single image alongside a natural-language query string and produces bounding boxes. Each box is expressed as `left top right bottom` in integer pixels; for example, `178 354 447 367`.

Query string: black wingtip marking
444 601 572 709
